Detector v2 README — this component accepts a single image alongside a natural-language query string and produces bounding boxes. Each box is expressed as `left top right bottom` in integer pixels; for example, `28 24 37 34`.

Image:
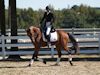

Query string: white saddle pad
42 31 58 42
50 31 58 42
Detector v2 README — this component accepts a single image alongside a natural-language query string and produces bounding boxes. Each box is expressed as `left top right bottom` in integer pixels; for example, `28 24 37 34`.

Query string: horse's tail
67 33 79 54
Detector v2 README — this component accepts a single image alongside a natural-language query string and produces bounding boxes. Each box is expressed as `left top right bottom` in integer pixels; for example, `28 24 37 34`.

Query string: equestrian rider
40 6 55 47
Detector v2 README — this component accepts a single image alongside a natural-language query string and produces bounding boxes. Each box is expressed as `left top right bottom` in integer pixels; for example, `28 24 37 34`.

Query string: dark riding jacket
40 11 55 27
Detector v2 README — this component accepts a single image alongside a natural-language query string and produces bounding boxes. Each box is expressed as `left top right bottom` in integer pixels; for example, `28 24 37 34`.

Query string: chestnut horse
26 26 79 66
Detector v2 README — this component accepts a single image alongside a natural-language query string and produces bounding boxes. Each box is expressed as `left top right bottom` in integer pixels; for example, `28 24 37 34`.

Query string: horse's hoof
28 64 31 67
43 60 46 64
69 61 73 66
54 63 60 66
70 63 73 66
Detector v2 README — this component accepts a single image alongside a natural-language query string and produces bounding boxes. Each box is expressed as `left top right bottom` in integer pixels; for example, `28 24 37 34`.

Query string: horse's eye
27 32 32 36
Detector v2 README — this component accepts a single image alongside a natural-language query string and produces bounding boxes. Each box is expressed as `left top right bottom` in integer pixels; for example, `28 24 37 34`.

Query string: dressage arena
0 29 100 75
0 55 100 75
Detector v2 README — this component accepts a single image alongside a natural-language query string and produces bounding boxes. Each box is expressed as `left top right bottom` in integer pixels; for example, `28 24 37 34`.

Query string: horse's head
26 26 39 42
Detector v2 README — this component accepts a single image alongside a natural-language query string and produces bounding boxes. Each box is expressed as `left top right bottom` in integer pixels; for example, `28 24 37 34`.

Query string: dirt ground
0 55 100 75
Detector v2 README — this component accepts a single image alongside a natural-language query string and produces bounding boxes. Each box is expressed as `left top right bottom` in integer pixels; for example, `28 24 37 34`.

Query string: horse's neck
37 28 41 34
35 27 42 37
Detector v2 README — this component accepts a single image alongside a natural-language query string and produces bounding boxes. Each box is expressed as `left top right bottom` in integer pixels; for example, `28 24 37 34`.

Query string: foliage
5 5 100 29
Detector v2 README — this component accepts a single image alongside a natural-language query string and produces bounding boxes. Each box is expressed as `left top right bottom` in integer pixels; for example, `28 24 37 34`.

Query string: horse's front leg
28 50 38 67
34 45 46 64
29 50 46 67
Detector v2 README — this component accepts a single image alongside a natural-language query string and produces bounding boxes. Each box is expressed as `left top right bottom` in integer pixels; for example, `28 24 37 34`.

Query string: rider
40 6 55 47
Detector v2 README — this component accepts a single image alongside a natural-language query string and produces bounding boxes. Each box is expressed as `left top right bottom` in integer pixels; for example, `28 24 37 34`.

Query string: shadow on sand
0 55 100 62
0 56 100 68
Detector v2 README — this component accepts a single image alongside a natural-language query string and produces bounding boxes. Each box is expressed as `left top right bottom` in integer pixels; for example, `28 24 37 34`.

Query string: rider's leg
46 22 51 38
46 25 51 47
46 25 51 36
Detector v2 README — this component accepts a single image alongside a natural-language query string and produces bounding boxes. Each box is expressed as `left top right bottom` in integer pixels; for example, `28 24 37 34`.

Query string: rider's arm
40 12 46 24
51 13 55 24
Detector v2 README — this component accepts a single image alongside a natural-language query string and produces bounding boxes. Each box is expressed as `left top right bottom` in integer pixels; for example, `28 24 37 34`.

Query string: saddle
42 28 58 42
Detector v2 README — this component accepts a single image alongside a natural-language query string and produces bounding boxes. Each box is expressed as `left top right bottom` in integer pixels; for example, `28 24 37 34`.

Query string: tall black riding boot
47 35 51 48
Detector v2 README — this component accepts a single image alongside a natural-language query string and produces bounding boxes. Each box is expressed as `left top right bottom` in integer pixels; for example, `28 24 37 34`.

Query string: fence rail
0 28 100 59
0 28 100 35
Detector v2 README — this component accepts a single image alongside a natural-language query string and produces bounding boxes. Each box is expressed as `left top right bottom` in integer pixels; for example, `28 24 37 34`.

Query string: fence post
93 28 96 39
1 35 6 59
72 27 74 35
99 34 100 54
51 46 54 58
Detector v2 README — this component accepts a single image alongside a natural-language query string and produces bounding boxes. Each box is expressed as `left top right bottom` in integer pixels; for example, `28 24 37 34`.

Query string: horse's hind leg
63 43 73 66
67 49 73 66
65 49 73 66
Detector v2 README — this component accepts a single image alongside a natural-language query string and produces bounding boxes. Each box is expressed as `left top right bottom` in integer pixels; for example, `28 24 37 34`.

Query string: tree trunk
0 0 5 51
8 0 20 59
0 0 5 35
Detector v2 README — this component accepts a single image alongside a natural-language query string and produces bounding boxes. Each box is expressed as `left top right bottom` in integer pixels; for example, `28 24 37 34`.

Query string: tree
5 4 100 29
0 0 5 35
8 0 20 59
61 9 80 28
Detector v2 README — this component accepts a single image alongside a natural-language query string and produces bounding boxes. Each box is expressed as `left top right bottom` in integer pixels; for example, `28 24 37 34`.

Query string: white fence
0 28 100 59
0 34 100 59
4 28 100 35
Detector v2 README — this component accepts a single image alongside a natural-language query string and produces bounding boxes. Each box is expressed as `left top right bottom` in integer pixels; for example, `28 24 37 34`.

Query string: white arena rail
0 33 100 59
0 35 56 59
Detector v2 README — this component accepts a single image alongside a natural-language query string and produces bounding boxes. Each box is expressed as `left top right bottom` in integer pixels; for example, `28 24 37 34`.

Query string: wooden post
8 0 20 59
2 35 6 59
0 0 6 35
72 27 74 35
51 46 54 58
99 34 100 54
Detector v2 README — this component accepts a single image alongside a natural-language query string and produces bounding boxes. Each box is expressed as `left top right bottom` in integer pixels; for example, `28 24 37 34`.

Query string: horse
26 26 79 66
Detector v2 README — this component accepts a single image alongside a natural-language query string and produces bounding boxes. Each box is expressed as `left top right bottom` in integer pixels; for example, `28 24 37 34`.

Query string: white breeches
46 22 52 36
